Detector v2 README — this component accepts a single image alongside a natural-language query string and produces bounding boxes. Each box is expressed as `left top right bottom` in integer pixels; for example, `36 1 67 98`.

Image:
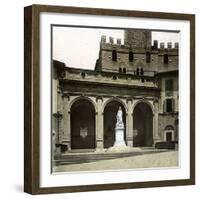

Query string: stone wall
158 113 178 141
98 30 178 75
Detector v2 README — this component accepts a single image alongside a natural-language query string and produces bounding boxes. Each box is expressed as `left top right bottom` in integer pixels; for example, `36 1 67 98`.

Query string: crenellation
175 42 179 49
117 38 121 45
153 40 158 49
109 36 114 44
101 35 106 43
167 42 172 49
160 42 165 49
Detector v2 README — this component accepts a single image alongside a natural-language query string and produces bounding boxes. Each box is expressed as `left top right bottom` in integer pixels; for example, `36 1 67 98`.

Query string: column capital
53 112 63 119
96 96 103 102
62 93 70 100
57 86 63 94
126 97 133 103
153 98 159 104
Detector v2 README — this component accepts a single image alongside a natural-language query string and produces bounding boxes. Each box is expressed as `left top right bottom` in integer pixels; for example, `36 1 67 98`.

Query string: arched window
129 51 134 62
140 68 144 75
119 68 122 73
146 52 151 63
81 72 86 78
164 54 169 64
136 68 139 75
123 68 126 73
112 50 117 61
112 75 117 80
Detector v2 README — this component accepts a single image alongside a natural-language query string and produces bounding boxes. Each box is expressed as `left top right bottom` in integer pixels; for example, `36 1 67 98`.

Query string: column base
153 138 162 147
61 140 71 152
127 139 133 147
96 139 104 149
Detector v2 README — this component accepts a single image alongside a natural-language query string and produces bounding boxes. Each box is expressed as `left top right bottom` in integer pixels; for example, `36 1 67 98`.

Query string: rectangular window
165 79 173 91
129 51 134 62
164 54 169 64
112 50 117 61
166 99 173 112
146 52 151 63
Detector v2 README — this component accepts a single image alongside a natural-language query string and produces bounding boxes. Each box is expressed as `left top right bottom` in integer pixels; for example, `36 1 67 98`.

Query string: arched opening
136 68 139 75
164 54 169 64
129 51 134 62
140 68 144 75
133 102 153 147
71 99 96 149
123 68 126 73
164 125 175 142
146 52 151 63
103 101 126 148
112 50 117 61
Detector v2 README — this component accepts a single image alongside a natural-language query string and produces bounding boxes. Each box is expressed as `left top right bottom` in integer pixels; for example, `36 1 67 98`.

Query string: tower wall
124 30 152 49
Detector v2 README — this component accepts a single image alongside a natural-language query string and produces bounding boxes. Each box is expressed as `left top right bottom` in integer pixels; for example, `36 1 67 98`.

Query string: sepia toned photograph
51 25 179 173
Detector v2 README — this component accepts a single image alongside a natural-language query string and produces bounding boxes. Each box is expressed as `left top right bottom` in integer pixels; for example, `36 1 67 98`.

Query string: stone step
54 149 168 166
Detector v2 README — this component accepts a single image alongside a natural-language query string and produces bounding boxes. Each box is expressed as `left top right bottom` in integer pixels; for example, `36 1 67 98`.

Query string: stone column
96 97 104 149
126 99 133 147
57 89 63 144
153 100 160 145
62 94 71 150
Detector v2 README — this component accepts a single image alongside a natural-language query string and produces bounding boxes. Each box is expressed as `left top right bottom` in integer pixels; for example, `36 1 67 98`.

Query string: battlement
100 35 179 51
152 40 179 50
101 35 125 47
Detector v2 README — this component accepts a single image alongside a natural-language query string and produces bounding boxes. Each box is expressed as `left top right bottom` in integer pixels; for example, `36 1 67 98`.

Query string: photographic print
52 26 179 173
24 5 195 194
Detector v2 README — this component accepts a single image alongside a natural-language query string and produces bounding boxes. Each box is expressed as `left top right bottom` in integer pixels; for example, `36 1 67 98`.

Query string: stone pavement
53 150 178 172
54 147 170 166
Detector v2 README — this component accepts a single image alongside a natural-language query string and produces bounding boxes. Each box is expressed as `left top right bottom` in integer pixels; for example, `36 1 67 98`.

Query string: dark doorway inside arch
103 101 126 148
71 99 96 149
133 102 153 147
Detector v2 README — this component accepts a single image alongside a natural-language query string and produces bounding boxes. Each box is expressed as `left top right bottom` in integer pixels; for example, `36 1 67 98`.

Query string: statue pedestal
113 127 126 147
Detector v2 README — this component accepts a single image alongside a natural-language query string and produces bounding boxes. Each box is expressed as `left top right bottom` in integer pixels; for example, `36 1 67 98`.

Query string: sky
53 26 179 70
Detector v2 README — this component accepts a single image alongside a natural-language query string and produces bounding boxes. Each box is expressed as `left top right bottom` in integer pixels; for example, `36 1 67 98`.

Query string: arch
103 97 128 113
133 99 154 114
164 125 174 131
103 99 127 148
133 101 153 147
164 125 175 142
69 96 97 113
70 98 96 149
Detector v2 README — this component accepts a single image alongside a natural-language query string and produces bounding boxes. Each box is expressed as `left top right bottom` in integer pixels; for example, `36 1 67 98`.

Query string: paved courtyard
53 150 178 173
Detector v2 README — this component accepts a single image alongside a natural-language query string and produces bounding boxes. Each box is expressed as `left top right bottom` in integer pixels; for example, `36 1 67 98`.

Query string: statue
116 106 123 124
113 106 125 146
116 106 124 128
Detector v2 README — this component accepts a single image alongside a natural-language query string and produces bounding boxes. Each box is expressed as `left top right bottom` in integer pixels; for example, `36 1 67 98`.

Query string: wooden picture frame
24 4 195 194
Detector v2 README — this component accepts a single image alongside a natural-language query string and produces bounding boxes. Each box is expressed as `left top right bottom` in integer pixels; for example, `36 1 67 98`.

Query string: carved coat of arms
80 127 88 138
